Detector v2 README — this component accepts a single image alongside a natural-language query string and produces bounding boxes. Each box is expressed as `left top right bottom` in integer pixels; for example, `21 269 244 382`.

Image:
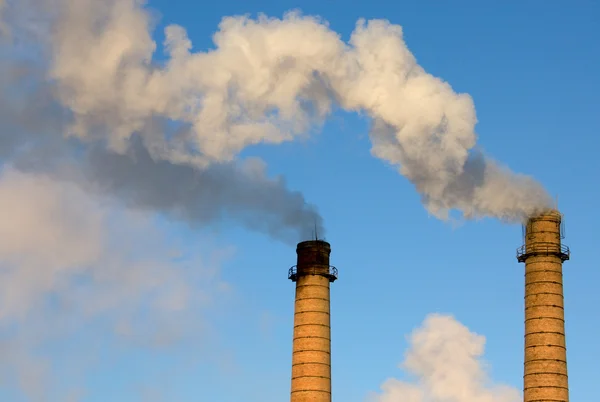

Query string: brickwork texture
291 241 333 402
520 210 569 402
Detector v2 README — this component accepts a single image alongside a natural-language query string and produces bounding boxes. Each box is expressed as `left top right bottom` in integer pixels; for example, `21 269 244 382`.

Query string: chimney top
529 209 562 222
297 239 331 251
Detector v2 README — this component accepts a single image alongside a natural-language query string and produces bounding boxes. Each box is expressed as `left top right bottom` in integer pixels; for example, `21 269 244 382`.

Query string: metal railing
516 242 570 262
288 265 338 282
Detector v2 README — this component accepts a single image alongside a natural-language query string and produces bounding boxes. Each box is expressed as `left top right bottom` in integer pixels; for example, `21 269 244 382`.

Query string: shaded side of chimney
517 210 570 402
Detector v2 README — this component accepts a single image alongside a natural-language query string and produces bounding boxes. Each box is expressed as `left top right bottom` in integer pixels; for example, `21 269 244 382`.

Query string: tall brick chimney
517 210 570 402
288 240 338 402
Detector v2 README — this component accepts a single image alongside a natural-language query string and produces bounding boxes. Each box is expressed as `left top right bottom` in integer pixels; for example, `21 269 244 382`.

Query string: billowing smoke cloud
368 314 521 402
82 138 323 242
0 6 324 243
2 0 550 226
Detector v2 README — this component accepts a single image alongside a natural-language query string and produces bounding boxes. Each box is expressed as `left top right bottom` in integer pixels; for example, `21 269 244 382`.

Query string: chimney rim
296 239 331 251
528 208 562 222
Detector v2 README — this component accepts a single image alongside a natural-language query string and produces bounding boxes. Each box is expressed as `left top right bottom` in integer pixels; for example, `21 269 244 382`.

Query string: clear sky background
1 1 599 401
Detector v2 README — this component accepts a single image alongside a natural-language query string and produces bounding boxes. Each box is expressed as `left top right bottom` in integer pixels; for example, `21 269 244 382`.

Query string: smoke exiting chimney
288 240 337 402
517 210 570 402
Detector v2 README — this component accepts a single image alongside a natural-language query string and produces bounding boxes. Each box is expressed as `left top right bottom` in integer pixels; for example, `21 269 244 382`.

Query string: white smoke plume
0 8 324 243
368 314 521 402
2 0 550 225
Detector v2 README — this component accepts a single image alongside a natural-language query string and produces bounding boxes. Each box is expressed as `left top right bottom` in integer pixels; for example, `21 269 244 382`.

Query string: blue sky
1 1 599 401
